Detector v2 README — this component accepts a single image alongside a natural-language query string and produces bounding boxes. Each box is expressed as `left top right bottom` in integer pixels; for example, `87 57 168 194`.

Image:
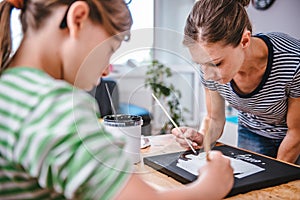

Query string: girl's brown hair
183 0 252 47
0 0 133 74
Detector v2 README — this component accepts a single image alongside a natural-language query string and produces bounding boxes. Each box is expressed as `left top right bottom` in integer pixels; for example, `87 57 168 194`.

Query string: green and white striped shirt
0 67 132 199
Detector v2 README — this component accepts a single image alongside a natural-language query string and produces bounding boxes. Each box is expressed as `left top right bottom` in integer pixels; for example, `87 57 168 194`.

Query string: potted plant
145 60 187 134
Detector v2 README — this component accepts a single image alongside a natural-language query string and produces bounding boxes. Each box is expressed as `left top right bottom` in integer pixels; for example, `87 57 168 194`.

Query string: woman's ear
240 29 251 49
66 1 90 38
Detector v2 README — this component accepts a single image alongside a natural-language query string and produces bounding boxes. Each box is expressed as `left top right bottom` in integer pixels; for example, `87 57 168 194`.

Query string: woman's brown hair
0 0 133 74
183 0 252 47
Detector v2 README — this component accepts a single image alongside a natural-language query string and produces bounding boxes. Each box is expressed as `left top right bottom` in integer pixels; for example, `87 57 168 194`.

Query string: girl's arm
116 151 234 200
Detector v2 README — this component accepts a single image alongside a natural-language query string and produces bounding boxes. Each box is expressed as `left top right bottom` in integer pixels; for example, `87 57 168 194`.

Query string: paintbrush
203 127 210 161
203 119 211 161
152 93 197 155
105 83 117 116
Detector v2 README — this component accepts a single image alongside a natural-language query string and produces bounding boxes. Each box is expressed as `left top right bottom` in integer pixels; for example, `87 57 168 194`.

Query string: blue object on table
119 103 150 116
119 103 152 136
226 116 238 124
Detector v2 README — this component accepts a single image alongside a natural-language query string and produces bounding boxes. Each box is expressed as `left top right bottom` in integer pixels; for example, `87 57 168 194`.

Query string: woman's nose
202 65 221 81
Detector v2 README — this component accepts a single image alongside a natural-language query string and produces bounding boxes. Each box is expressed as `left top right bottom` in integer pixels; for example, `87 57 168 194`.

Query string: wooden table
135 134 300 200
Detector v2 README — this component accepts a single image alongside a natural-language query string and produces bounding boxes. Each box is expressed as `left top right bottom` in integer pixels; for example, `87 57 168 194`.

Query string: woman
172 0 300 164
0 0 233 199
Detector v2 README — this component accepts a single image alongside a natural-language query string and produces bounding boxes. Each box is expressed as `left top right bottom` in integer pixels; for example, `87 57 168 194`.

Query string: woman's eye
215 62 221 67
207 63 217 67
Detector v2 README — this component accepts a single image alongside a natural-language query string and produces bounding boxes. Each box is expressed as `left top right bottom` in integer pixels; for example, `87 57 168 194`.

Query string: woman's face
189 41 245 84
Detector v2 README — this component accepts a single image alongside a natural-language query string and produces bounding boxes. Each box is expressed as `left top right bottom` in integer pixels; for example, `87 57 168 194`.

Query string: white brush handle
152 93 197 155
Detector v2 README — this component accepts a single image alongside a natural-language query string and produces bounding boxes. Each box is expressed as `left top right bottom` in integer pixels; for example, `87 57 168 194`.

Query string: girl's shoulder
1 66 94 107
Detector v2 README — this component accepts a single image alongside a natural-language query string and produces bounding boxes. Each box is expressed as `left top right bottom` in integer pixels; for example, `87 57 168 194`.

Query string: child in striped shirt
0 0 233 199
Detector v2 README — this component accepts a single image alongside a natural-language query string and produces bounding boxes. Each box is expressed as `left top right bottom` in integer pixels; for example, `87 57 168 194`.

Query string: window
128 0 154 30
8 0 154 63
10 9 22 55
112 0 154 64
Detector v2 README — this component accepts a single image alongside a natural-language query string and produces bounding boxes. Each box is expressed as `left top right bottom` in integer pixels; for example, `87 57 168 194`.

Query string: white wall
153 0 300 59
247 0 300 39
152 0 205 130
153 0 194 64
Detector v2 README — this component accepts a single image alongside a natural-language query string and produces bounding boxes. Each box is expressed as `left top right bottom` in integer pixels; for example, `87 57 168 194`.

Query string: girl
0 0 233 199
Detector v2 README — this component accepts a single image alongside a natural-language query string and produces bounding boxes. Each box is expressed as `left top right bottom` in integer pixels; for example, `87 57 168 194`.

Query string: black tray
144 144 300 197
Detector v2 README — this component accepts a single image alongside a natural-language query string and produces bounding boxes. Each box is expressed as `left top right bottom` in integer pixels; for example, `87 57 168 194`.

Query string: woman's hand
171 127 204 149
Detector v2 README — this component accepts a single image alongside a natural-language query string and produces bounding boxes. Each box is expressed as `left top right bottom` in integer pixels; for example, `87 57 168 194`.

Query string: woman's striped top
0 67 132 199
201 32 300 139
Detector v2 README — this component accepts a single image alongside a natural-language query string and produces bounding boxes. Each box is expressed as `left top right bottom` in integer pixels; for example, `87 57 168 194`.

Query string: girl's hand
191 151 234 199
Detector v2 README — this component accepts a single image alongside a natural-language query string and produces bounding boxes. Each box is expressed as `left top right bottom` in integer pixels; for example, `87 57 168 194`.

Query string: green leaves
145 60 187 133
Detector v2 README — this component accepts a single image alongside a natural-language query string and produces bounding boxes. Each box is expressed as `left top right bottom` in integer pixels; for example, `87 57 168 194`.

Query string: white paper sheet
176 152 265 179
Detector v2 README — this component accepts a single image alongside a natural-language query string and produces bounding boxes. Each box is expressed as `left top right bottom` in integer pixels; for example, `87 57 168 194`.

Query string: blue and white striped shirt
201 32 300 139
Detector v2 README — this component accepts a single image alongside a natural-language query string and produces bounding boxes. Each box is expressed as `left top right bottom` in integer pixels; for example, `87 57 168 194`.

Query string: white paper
176 152 265 179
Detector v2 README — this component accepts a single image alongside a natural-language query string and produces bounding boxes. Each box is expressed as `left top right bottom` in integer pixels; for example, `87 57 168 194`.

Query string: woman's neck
232 37 269 94
242 37 269 74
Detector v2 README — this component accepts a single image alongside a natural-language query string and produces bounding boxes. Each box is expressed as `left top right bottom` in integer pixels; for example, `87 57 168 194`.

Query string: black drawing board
144 144 300 197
